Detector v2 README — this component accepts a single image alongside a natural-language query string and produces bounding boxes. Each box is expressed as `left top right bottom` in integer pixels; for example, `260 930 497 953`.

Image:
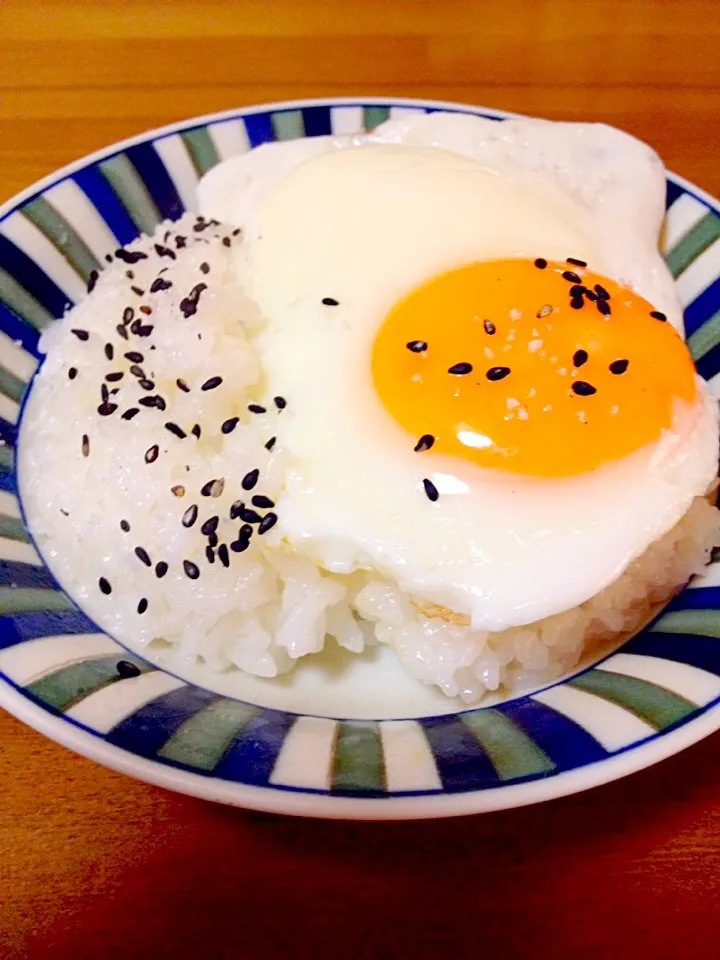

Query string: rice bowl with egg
18 111 720 704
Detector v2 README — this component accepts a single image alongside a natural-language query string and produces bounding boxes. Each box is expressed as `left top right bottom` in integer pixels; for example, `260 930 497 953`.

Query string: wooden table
2 2 720 956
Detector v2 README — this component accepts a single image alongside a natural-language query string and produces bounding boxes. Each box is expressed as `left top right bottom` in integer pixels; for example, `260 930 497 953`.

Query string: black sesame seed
202 478 225 498
230 537 250 553
105 253 113 263
248 404 266 414
201 376 222 392
124 351 144 363
139 379 155 391
189 282 207 301
68 367 78 380
98 576 112 595
104 342 114 361
116 660 141 679
205 545 216 564
265 437 277 451
252 494 275 509
155 561 168 578
569 297 585 310
569 284 587 297
534 258 547 269
182 504 198 528
154 242 177 261
217 543 230 567
116 325 129 340
179 298 197 318
137 325 154 337
230 500 243 520
239 524 253 539
242 468 259 491
221 417 239 435
137 598 148 615
175 235 187 249
71 328 89 341
274 396 287 410
183 560 200 580
165 422 187 440
414 434 435 453
240 507 263 524
322 297 339 306
101 383 110 403
82 434 90 457
486 366 511 382
115 249 148 264
406 340 428 353
150 277 173 293
422 478 439 502
123 307 134 325
105 371 123 382
572 380 597 397
573 349 589 368
650 310 667 322
97 402 118 416
562 271 582 284
594 284 611 300
121 407 140 420
483 319 496 335
258 513 278 535
207 531 218 549
584 289 598 302
222 236 231 248
200 262 210 274
201 516 219 536
134 546 152 567
566 257 587 267
120 519 130 532
609 358 629 375
448 362 473 375
145 444 159 464
191 424 201 439
597 299 611 316
87 269 99 293
176 378 190 393
131 285 145 297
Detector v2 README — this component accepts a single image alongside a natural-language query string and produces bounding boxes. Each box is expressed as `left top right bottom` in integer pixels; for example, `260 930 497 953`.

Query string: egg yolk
372 259 697 477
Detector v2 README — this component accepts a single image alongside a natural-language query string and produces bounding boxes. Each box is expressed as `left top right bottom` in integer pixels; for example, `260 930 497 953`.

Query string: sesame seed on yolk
371 259 697 478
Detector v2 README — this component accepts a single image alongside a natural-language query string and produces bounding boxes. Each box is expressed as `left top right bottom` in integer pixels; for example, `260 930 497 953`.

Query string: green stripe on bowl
25 653 151 712
180 128 220 177
687 307 720 360
461 709 555 780
158 698 259 770
569 669 697 730
0 267 55 330
271 110 305 141
0 445 13 471
0 587 74 614
21 197 101 282
0 514 28 543
0 365 27 404
650 608 720 638
332 720 385 792
98 154 162 235
363 106 390 130
666 210 720 278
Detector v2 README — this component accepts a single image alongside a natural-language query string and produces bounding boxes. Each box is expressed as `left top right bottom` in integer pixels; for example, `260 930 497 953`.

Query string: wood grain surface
2 1 720 957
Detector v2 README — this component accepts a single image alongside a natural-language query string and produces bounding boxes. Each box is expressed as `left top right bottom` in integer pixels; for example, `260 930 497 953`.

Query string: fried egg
198 113 718 631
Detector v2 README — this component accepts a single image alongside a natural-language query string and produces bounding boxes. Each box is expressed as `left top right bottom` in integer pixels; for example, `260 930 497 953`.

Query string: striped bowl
2 98 720 820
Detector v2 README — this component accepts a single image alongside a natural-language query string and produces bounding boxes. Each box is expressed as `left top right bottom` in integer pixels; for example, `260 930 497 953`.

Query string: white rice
18 217 720 703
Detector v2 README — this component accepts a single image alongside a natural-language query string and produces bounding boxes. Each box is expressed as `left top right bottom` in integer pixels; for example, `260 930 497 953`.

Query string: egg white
198 113 718 630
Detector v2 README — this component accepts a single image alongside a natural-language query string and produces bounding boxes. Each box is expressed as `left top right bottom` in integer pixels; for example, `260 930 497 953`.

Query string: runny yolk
372 258 697 477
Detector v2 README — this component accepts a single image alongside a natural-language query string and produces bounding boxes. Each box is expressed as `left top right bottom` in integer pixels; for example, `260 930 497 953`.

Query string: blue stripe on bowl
420 715 498 791
693 339 720 380
0 466 17 494
243 112 275 147
72 167 140 246
0 609 99 647
124 143 185 223
667 586 720 611
0 560 58 590
684 275 720 339
0 417 17 448
0 302 41 355
0 234 72 318
106 685 218 757
213 708 297 785
498 698 609 767
666 179 686 208
623 630 720 676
